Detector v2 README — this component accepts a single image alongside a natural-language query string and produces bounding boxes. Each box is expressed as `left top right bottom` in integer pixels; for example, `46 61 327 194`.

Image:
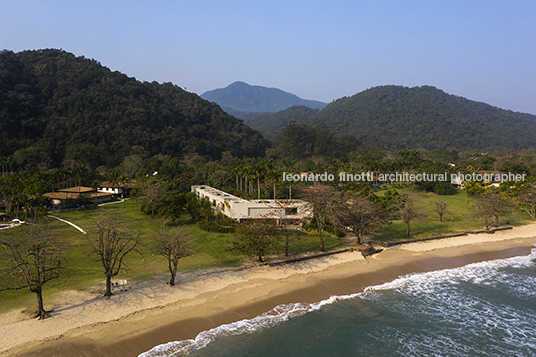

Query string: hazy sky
2 0 535 114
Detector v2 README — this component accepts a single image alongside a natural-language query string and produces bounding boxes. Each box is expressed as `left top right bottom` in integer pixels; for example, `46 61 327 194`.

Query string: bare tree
141 181 169 215
517 188 536 219
430 199 449 222
266 199 297 256
470 194 512 229
339 193 385 245
300 187 343 252
87 212 141 297
0 219 66 319
154 220 192 286
396 194 426 237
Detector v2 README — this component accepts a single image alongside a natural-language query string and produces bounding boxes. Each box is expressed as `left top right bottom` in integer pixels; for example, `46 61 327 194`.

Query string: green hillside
242 105 319 141
0 49 269 168
301 85 536 151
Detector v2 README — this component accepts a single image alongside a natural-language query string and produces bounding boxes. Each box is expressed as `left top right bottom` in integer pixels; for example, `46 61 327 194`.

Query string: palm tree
27 176 48 219
91 180 101 205
238 165 245 191
266 169 280 199
107 171 120 190
252 161 267 200
243 165 255 196
61 166 74 188
0 156 7 177
261 159 276 198
231 166 241 191
118 174 130 208
72 164 87 188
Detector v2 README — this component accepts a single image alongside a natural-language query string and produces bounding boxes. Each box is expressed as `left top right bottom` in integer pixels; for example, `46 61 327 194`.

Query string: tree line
0 49 268 169
0 211 191 319
2 144 535 320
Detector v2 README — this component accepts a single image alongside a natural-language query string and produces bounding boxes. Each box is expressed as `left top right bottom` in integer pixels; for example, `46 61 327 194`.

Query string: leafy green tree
371 188 401 210
231 166 242 191
186 194 213 221
140 181 169 215
230 222 280 262
152 191 190 218
266 168 281 199
500 162 530 175
465 180 486 196
276 121 315 160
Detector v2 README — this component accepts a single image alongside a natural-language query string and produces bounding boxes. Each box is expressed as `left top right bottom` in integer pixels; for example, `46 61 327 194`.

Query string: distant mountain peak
201 81 327 113
228 80 249 86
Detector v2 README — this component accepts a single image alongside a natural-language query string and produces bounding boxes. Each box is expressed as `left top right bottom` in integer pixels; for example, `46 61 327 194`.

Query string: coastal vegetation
0 167 532 315
2 49 536 319
0 49 268 168
245 85 536 151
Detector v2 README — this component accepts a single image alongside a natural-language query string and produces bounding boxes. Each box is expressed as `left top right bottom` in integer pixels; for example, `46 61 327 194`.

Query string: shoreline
3 225 536 357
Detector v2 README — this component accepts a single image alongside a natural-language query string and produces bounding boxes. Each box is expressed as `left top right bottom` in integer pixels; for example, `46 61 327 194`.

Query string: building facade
191 185 311 223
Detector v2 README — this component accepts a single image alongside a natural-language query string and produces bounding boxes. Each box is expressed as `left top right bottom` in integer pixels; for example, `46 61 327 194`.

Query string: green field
371 186 531 242
0 199 347 313
1 189 533 314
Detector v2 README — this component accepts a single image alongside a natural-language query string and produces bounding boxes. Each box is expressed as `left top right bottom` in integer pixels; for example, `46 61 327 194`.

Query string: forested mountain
218 107 270 120
302 85 536 151
242 105 319 141
0 49 269 169
201 81 327 113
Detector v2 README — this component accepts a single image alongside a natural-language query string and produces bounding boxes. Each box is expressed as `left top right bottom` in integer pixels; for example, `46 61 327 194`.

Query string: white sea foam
139 247 536 357
364 246 536 296
138 294 364 357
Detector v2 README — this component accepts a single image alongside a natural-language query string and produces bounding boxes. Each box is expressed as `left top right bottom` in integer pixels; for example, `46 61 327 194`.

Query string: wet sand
4 227 536 357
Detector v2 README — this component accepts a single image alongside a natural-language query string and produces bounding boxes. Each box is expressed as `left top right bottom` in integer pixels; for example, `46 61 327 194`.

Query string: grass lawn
371 186 533 243
0 198 347 313
0 199 239 313
2 187 531 314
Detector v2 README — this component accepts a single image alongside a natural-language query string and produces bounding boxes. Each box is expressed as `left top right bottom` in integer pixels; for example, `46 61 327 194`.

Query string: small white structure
191 185 311 222
97 182 138 195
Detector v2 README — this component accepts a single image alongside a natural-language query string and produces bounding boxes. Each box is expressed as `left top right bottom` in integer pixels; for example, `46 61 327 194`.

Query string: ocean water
140 247 536 357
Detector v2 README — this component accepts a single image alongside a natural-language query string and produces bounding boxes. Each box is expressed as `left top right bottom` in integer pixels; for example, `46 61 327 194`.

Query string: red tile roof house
97 182 138 197
43 186 114 208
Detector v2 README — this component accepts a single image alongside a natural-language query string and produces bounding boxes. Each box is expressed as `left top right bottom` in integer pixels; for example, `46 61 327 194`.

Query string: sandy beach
2 224 536 357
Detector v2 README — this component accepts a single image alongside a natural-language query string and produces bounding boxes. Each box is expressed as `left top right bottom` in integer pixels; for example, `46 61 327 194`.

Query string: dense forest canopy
0 49 269 169
250 85 536 151
242 105 319 141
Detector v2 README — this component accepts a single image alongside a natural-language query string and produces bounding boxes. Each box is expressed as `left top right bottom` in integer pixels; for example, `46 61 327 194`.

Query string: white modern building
191 185 311 223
